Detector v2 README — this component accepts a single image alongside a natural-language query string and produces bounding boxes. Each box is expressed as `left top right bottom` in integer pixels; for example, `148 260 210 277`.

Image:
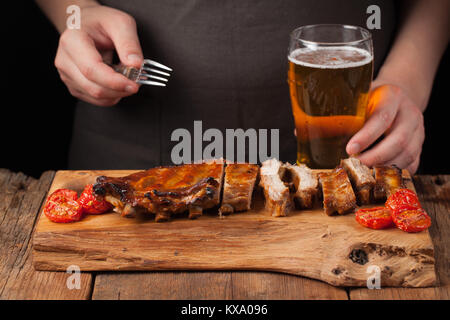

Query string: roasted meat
259 158 293 217
102 195 141 218
318 166 357 216
373 165 404 202
93 160 224 221
340 157 375 205
219 163 259 216
285 163 319 209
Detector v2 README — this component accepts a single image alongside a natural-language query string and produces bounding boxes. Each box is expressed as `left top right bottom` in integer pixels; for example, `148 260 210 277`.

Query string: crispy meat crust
340 157 375 205
286 163 319 209
318 166 357 216
373 165 404 202
219 163 259 215
93 161 224 221
259 159 293 217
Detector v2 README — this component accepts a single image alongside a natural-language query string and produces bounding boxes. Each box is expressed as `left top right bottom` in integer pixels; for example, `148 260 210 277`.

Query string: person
36 0 449 173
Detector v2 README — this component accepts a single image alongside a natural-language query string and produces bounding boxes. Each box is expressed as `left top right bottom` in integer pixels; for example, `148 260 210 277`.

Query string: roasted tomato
355 207 395 230
392 208 431 233
43 189 83 223
78 184 112 214
386 188 421 213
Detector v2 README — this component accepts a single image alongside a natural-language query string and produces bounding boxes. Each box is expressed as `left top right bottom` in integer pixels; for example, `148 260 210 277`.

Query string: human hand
54 5 143 106
346 82 425 174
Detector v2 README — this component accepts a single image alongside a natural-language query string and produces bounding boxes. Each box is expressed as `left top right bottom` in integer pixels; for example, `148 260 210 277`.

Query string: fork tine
137 79 167 86
139 73 169 82
142 67 171 77
144 59 172 71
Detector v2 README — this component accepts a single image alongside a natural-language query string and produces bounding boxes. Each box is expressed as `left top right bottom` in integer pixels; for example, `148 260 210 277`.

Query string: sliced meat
219 163 259 216
100 195 140 218
373 165 404 202
93 160 225 222
318 166 357 216
155 211 171 222
188 206 203 219
259 158 293 217
285 163 319 209
340 157 375 205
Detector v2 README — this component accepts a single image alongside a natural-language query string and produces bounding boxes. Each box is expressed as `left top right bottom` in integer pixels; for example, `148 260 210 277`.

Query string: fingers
61 68 121 106
57 49 134 99
357 100 420 167
61 73 123 106
347 84 424 173
56 47 136 106
60 30 139 93
99 12 143 68
355 96 425 173
67 87 121 107
54 6 145 104
406 154 421 175
385 125 424 172
346 85 401 155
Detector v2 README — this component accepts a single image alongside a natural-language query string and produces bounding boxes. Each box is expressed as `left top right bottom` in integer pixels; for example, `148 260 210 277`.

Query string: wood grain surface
92 271 348 300
0 169 447 299
349 175 449 299
32 170 436 288
0 170 92 300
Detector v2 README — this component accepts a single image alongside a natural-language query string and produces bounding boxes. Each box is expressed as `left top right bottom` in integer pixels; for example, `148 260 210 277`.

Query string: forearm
35 0 100 33
376 0 449 111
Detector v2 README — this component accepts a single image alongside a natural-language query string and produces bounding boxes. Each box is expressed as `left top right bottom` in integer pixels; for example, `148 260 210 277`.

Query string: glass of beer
288 24 373 168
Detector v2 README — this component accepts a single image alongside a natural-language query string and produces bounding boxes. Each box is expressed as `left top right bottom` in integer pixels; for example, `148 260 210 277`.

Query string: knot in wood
349 249 368 265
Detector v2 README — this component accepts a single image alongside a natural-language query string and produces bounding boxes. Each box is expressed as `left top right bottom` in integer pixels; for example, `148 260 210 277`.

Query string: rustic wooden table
0 169 448 300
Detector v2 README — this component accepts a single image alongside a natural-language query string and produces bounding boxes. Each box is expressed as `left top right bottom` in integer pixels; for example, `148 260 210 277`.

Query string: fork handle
111 63 138 79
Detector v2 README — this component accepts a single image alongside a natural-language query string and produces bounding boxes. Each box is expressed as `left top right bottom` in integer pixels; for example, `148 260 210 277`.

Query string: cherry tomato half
386 188 421 213
78 184 112 214
355 207 395 230
43 189 83 223
392 208 431 233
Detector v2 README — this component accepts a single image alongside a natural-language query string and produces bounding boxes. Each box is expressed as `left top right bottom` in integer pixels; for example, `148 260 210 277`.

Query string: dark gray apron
69 0 397 169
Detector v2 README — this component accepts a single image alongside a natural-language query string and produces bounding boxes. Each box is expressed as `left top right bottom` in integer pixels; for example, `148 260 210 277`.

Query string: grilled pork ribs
340 157 376 205
93 158 404 221
285 163 319 209
219 163 259 216
373 165 405 202
93 160 225 221
259 158 293 217
318 166 357 216
93 160 258 222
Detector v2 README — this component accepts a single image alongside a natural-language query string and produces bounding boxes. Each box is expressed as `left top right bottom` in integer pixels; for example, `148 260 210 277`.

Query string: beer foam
288 46 372 69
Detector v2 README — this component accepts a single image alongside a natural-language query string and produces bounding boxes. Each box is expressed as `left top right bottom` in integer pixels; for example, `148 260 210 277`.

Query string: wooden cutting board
32 170 436 287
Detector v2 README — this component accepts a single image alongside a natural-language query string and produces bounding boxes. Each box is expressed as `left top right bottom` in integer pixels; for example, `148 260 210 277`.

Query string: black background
1 1 447 178
1 299 445 317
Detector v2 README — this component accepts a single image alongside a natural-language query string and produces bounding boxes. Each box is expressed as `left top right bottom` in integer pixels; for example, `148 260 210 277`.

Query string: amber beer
288 46 373 168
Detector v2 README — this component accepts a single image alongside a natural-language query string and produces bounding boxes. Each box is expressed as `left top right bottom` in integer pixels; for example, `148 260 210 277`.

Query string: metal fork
112 59 172 87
